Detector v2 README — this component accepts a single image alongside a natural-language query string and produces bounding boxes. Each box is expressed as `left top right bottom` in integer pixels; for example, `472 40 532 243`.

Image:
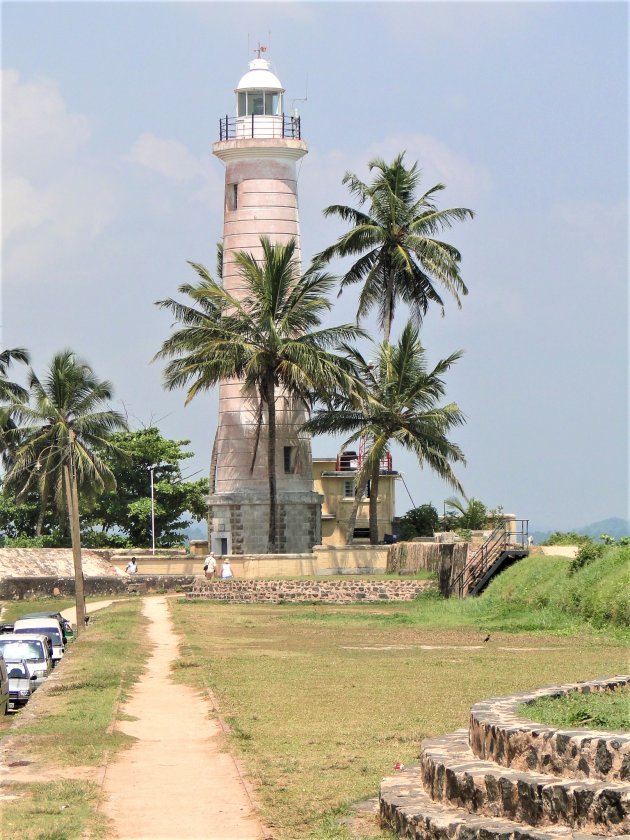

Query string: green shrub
543 531 591 546
4 534 59 548
570 541 604 573
81 531 130 548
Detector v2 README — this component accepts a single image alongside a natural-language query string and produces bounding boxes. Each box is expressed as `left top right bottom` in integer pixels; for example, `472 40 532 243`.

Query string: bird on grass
483 634 491 643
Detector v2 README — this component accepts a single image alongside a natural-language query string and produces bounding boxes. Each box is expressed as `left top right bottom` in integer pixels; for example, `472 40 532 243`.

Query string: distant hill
182 520 208 542
532 517 629 545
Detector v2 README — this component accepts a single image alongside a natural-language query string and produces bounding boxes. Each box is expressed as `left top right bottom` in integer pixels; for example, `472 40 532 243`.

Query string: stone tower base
208 491 322 555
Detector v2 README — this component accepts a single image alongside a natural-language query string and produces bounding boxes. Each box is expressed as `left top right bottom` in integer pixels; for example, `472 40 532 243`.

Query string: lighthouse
209 52 322 556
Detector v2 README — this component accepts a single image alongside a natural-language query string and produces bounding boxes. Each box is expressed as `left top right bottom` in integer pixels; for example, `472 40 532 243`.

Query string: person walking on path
203 552 217 579
221 559 234 579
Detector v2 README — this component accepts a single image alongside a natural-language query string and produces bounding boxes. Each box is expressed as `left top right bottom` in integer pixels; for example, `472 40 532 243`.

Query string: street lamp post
149 465 157 555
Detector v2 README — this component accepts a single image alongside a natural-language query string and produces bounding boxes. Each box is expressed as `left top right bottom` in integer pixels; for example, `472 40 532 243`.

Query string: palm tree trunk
345 471 370 544
383 263 394 342
64 462 86 635
369 459 381 544
35 456 55 536
266 374 278 553
35 480 49 536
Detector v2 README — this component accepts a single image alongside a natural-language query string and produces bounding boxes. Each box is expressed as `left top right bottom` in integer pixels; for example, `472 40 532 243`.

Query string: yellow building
312 451 400 545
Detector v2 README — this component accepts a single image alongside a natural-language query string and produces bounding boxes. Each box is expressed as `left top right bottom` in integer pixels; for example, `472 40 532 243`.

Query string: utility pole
65 429 86 634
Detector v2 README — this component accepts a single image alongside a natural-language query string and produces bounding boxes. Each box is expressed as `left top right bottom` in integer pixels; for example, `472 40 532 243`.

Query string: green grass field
169 548 630 840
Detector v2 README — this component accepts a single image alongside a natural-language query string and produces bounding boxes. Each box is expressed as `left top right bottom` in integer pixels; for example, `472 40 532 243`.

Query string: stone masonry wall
188 578 432 603
469 675 630 782
380 675 630 840
0 575 195 600
209 492 321 555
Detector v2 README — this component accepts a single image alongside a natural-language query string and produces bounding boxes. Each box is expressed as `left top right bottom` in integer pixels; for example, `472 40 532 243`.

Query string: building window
343 480 354 498
226 183 238 211
284 446 296 474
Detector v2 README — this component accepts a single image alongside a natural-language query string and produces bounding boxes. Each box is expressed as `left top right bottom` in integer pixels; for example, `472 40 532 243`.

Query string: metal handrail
218 114 301 141
335 450 392 472
450 520 529 598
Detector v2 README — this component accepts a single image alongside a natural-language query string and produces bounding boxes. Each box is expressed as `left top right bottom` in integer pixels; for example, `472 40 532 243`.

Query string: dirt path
61 598 119 625
99 596 264 840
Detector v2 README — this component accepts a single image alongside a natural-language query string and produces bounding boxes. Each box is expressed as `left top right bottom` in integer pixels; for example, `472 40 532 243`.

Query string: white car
13 617 65 664
0 635 53 688
0 658 8 715
6 659 35 708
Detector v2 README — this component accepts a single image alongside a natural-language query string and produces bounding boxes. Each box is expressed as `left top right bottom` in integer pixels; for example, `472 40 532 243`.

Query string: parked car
21 611 74 644
13 617 65 663
6 659 35 709
0 657 8 715
0 623 14 634
0 635 53 688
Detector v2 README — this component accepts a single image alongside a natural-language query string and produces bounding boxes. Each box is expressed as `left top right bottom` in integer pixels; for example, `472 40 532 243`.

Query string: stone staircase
380 676 630 839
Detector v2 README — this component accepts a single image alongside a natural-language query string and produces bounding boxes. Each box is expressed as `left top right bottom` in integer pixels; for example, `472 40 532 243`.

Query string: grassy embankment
170 546 629 840
0 598 148 840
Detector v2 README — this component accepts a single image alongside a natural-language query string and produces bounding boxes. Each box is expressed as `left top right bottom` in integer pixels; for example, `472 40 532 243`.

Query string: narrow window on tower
226 183 238 211
284 446 296 474
343 480 354 498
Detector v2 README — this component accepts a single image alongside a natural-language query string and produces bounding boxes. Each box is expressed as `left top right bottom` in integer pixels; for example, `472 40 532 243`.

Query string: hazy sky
3 2 628 531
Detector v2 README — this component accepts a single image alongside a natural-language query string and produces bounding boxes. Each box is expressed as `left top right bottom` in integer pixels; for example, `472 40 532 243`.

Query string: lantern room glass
237 90 282 116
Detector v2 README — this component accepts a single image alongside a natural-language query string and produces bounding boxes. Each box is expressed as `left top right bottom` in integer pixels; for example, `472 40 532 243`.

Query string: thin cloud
127 133 207 182
2 70 116 281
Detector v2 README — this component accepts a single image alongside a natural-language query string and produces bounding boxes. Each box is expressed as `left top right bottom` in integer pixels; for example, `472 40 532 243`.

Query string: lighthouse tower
209 52 322 556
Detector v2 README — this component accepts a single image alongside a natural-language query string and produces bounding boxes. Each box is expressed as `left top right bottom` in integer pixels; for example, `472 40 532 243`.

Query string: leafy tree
399 503 440 540
0 482 48 543
304 322 466 544
155 236 362 552
4 350 127 632
315 153 473 340
84 428 208 547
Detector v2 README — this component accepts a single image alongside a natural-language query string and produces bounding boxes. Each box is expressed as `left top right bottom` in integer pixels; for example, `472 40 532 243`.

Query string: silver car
6 659 35 708
13 617 65 664
0 658 8 715
0 635 53 689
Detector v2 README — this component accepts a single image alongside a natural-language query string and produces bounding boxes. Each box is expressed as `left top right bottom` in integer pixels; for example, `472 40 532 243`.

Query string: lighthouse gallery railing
219 114 302 141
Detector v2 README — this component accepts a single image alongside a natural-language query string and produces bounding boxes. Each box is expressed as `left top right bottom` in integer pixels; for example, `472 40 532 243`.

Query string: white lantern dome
236 58 284 93
235 58 284 119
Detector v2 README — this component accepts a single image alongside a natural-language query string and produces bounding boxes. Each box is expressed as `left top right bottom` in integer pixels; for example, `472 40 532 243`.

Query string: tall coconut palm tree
316 152 473 341
0 347 30 403
0 347 31 470
5 350 128 631
304 322 466 544
155 236 364 552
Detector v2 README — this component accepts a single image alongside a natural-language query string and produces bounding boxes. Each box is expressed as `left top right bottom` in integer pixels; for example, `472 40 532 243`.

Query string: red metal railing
335 450 392 472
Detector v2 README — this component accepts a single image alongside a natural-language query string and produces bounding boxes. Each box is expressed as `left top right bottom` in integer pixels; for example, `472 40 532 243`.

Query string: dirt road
100 596 263 840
